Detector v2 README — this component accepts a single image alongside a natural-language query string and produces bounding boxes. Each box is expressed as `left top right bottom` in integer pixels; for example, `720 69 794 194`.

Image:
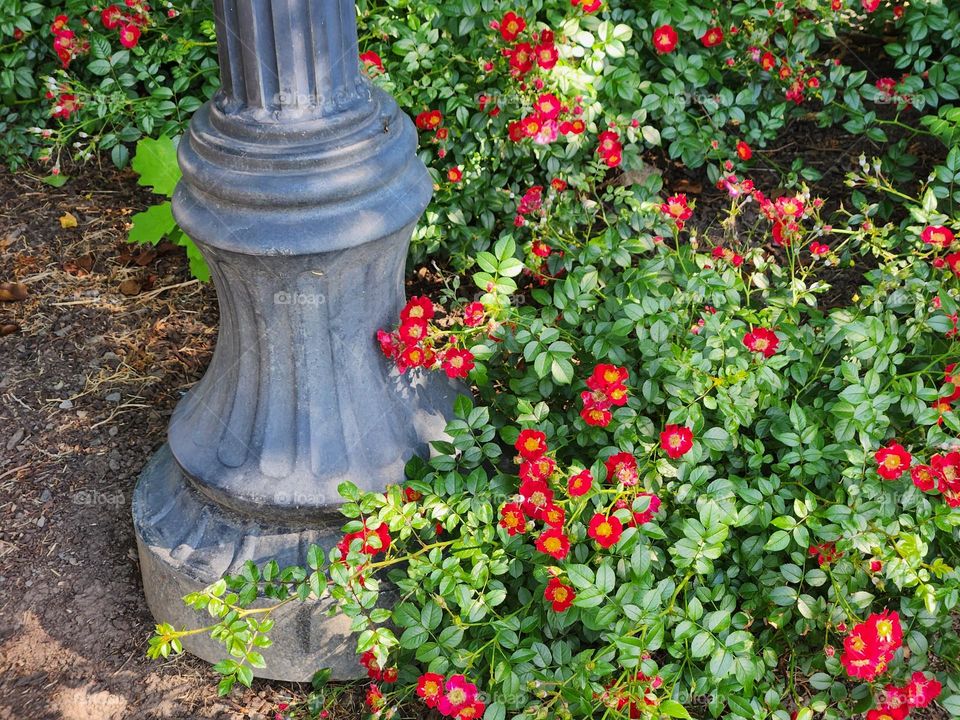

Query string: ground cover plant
7 0 960 719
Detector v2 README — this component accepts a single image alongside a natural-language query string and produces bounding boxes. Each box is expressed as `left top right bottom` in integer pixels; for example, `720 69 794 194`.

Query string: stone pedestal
132 0 458 681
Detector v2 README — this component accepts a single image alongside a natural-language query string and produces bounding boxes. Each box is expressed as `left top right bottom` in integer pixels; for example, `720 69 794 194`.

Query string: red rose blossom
660 424 693 459
652 24 678 54
535 527 571 559
875 441 911 480
587 513 623 548
743 327 779 358
544 577 575 611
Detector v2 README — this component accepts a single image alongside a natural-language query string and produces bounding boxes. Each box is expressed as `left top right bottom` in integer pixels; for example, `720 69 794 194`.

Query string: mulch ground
0 162 322 719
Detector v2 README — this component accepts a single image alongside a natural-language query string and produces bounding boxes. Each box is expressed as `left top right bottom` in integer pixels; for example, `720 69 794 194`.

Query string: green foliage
127 135 209 281
0 0 217 170
151 157 960 719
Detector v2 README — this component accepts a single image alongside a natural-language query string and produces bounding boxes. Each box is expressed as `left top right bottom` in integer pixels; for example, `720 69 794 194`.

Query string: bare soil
0 162 315 719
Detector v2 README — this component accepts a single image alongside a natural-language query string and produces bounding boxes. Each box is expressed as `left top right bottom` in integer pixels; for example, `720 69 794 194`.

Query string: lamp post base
133 444 360 681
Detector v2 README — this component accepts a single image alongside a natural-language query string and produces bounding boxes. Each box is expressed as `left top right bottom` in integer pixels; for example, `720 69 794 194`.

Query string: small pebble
39 489 52 503
58 399 73 410
106 392 121 403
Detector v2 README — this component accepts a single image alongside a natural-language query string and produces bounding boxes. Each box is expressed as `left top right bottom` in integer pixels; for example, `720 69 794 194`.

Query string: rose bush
27 0 953 718
4 0 959 260
0 0 218 172
151 142 960 719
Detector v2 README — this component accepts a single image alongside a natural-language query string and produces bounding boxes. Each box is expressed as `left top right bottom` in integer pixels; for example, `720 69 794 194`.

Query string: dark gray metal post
132 0 458 680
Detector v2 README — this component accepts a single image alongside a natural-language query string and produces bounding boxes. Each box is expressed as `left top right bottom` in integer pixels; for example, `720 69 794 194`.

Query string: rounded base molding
133 444 361 681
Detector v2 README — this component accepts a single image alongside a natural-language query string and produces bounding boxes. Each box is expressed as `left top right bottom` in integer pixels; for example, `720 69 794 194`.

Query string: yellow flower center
883 455 901 470
596 521 612 537
553 587 568 602
876 620 893 639
544 537 562 552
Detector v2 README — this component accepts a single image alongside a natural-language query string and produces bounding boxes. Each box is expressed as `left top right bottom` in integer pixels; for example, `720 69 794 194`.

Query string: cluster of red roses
492 11 558 77
415 673 485 719
747 45 823 105
499 426 662 613
651 23 729 55
50 14 89 68
509 91 588 146
100 2 147 48
413 108 456 166
838 611 941 720
359 650 398 683
50 3 147 70
580 364 629 427
486 12 593 148
336 519 391 559
762 193 821 247
595 128 623 168
875 437 960 507
841 610 902 681
377 296 478 379
717 174 832 259
870 672 942 720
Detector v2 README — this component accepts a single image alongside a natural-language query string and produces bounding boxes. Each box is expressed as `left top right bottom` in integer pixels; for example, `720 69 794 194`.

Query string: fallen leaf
59 212 78 229
674 179 702 194
134 249 158 266
119 278 141 296
64 253 95 277
0 323 19 337
0 282 28 302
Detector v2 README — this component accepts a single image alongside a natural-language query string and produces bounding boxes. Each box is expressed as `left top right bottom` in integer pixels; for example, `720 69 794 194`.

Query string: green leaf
660 700 692 718
764 530 791 552
131 135 182 197
702 427 732 451
40 174 68 188
236 665 254 688
129 203 177 246
565 564 594 590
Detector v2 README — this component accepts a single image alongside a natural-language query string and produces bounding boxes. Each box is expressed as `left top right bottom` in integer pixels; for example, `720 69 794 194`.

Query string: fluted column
132 0 459 681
